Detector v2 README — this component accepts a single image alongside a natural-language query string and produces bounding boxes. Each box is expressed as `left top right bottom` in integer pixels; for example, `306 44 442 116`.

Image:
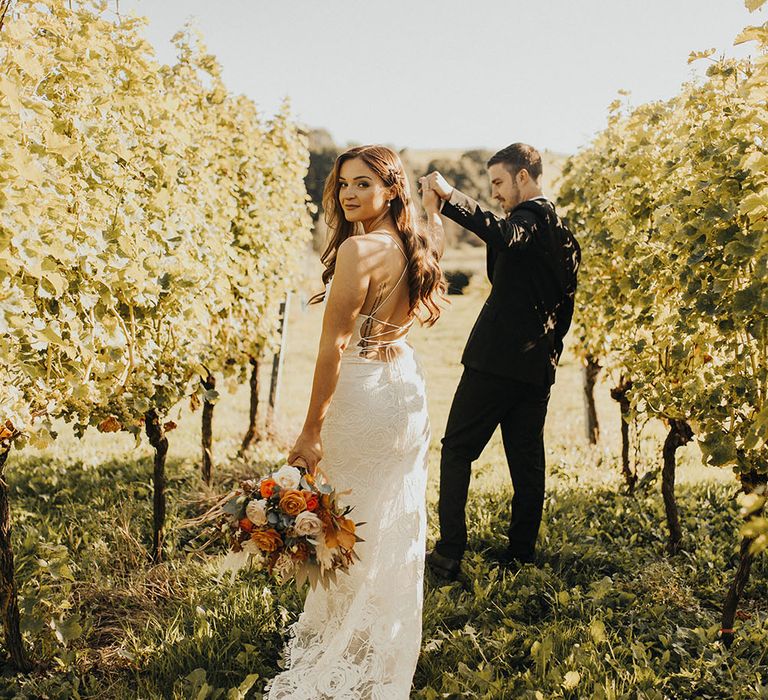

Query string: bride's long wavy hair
310 145 446 326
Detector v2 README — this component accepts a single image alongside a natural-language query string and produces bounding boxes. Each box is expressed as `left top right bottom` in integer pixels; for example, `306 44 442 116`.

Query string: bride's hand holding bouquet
288 428 322 475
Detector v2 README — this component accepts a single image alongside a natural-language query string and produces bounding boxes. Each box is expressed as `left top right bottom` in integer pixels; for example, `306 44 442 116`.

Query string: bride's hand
420 183 441 215
288 429 323 474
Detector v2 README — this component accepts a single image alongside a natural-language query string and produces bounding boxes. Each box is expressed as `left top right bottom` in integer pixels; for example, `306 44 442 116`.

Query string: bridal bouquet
212 463 363 589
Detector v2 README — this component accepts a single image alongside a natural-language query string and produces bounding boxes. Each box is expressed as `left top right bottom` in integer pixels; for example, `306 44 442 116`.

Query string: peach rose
260 478 277 498
293 510 324 538
250 528 282 553
279 489 307 516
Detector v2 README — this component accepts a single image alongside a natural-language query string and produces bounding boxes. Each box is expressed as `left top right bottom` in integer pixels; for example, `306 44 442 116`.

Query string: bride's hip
338 348 425 383
322 361 430 452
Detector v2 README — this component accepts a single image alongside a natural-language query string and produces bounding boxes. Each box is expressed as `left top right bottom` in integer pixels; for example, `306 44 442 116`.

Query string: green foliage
304 142 338 251
414 487 768 699
1 452 765 698
0 0 312 445
557 20 768 496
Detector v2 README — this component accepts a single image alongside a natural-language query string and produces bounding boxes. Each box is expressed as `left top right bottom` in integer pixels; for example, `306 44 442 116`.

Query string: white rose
245 499 267 526
272 464 302 490
293 511 324 537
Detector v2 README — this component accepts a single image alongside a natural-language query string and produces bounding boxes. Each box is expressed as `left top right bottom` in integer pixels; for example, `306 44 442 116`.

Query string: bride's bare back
355 231 413 361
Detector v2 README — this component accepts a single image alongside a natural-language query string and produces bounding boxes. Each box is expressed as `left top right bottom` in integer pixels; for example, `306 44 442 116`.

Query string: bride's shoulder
335 236 378 273
337 235 368 260
361 230 406 256
365 229 398 243
338 232 390 257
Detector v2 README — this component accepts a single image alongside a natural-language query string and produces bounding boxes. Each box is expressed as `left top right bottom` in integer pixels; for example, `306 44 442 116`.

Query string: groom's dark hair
487 143 542 181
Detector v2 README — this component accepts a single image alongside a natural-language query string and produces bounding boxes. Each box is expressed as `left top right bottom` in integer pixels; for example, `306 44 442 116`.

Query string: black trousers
435 366 550 561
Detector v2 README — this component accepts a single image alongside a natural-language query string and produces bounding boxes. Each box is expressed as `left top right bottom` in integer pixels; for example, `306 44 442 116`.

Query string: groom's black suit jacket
441 191 580 387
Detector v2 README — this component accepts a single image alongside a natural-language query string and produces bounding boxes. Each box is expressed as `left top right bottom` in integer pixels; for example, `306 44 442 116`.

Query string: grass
416 484 768 700
2 275 763 698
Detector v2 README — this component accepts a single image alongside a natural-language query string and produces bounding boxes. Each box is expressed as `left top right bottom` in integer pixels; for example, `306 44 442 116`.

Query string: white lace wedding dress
266 244 430 699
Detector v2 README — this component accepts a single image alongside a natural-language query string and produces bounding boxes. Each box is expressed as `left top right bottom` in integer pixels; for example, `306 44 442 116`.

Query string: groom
421 143 580 580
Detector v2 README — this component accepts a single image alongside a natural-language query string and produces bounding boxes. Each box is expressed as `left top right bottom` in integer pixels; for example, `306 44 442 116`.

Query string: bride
265 145 446 699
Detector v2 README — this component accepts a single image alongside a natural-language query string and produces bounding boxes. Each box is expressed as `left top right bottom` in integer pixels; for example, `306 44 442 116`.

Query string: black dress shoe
487 547 535 568
426 549 461 582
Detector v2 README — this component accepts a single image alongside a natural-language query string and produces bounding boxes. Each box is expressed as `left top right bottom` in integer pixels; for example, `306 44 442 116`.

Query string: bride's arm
288 237 370 471
422 187 446 261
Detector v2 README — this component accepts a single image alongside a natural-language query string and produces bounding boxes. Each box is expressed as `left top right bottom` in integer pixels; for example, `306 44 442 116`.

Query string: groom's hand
421 171 453 201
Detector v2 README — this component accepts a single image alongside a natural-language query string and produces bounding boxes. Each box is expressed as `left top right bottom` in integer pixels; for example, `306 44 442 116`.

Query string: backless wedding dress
266 240 431 699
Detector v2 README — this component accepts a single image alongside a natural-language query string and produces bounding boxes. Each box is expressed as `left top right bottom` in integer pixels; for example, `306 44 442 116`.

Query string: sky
120 0 763 155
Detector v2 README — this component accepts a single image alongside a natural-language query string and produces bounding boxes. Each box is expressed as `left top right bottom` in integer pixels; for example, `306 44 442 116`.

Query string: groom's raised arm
441 189 537 249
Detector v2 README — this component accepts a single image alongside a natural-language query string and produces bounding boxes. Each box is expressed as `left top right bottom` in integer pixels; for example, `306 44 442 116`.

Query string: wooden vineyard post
240 357 261 454
610 378 638 493
201 372 216 486
144 409 169 564
267 293 290 436
583 354 601 444
0 447 30 671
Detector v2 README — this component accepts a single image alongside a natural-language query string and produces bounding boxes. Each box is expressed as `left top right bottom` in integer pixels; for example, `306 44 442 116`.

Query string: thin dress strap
369 251 408 317
358 238 413 352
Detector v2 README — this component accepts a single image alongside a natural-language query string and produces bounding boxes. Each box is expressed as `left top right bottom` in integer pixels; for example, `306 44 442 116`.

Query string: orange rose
239 517 254 533
250 528 283 553
260 478 277 498
279 489 307 516
303 492 319 512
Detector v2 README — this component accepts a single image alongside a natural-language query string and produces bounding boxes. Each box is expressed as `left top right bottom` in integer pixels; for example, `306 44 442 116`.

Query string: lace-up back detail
326 234 414 363
356 239 413 360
